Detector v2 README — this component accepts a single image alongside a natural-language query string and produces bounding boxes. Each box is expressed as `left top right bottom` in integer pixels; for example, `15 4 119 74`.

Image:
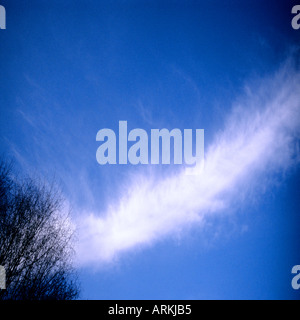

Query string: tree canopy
0 160 79 300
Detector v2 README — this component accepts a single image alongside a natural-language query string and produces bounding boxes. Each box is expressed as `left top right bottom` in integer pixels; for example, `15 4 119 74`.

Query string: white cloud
76 61 300 266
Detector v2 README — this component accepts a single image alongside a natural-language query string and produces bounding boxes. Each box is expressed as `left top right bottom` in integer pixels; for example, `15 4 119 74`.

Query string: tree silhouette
0 160 79 300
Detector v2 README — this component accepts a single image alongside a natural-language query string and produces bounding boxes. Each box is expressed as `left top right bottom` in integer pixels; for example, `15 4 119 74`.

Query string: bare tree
0 160 79 300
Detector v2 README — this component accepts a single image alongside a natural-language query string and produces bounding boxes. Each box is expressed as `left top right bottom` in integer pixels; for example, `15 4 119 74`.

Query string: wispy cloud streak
76 61 300 266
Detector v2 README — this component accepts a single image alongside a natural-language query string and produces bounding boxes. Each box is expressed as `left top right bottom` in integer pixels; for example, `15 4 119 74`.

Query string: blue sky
1 0 300 299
